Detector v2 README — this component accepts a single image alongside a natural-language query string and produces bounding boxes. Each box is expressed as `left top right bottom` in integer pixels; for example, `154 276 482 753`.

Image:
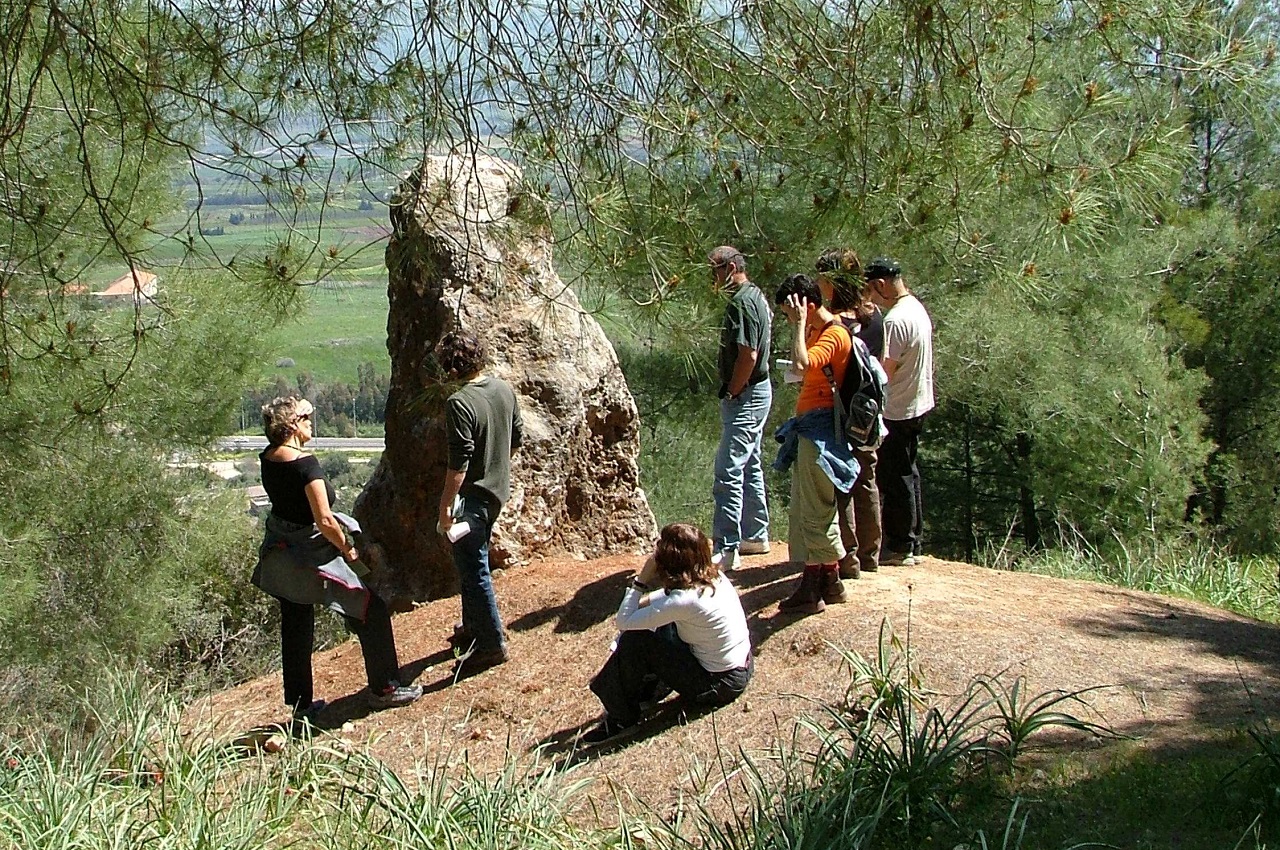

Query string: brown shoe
779 566 826 615
820 566 848 604
838 553 860 580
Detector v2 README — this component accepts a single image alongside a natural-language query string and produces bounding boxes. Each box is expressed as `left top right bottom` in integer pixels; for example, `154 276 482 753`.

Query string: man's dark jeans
451 494 506 653
279 593 400 711
590 623 752 727
877 414 927 555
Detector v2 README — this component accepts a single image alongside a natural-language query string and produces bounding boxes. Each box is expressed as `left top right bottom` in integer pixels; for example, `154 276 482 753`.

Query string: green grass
1002 539 1280 624
5 633 1279 850
259 282 390 383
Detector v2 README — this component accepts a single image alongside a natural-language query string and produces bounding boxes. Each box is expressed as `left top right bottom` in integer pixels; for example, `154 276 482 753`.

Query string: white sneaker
739 539 771 555
711 548 740 571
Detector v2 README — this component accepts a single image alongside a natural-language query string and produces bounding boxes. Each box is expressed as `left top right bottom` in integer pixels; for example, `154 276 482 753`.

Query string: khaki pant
787 437 845 565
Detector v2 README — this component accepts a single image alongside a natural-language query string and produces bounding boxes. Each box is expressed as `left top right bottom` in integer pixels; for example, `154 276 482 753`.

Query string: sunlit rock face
355 153 656 602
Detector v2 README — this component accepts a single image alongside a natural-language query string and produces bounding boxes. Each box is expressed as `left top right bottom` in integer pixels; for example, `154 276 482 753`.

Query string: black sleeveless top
259 453 335 525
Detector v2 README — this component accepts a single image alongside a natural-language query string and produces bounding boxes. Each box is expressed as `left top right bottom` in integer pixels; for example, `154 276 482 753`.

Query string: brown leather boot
779 565 826 615
820 564 848 604
838 553 860 580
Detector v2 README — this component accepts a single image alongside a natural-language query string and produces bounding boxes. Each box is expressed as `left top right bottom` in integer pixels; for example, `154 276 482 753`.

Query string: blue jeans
712 379 772 553
451 494 506 652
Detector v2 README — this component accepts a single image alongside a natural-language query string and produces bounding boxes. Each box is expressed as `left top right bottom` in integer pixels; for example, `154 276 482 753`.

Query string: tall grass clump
996 534 1280 623
657 619 1113 850
0 671 610 850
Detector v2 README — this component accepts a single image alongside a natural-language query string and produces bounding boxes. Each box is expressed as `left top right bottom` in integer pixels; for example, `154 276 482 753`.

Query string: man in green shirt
709 245 773 570
436 330 524 672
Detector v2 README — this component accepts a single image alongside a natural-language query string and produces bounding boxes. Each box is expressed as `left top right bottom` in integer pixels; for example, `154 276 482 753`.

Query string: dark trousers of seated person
278 594 400 711
590 624 752 728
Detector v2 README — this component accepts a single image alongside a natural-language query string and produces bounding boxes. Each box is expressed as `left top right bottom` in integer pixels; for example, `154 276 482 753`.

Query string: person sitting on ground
253 397 422 721
772 273 860 615
584 523 754 744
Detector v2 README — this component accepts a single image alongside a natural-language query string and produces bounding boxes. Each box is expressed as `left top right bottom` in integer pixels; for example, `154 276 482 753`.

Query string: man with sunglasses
865 258 934 566
707 245 773 571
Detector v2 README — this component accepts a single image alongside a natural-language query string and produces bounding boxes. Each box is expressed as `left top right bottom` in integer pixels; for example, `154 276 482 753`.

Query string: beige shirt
882 294 935 420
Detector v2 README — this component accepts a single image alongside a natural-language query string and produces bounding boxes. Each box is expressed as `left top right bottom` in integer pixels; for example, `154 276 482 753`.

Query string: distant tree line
241 362 389 437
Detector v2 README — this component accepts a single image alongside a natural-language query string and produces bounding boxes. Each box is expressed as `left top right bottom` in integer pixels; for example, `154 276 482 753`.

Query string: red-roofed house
98 269 159 304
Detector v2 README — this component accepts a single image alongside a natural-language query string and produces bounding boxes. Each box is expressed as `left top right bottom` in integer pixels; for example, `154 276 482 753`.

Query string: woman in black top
253 396 421 719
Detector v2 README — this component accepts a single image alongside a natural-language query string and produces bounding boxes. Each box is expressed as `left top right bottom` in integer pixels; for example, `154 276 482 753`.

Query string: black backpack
821 318 887 449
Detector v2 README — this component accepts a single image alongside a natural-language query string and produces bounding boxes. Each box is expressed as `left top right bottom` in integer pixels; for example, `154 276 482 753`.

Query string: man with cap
708 245 773 570
865 258 934 566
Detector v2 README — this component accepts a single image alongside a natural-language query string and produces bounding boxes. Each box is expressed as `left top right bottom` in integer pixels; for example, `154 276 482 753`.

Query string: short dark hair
774 272 822 306
708 245 746 274
654 523 719 591
436 330 487 378
864 257 902 281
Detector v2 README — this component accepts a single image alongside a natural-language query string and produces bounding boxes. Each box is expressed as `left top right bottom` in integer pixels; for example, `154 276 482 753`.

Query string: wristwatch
631 577 650 591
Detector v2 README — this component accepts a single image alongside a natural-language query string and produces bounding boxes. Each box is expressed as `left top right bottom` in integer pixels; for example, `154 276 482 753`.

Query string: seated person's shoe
582 716 636 745
456 644 509 672
368 680 423 710
739 539 771 555
639 677 674 712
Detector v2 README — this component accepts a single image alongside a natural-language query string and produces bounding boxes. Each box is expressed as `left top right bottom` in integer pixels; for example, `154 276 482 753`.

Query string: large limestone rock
354 153 657 602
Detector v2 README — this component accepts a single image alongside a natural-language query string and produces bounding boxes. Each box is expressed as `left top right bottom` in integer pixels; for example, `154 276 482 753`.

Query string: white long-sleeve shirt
615 574 752 672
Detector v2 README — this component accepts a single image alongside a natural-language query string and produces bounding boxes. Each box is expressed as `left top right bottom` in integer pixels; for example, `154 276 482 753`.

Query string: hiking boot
739 539 771 555
368 680 423 710
449 622 473 649
291 699 326 728
778 566 826 615
838 553 860 580
456 644 509 673
880 550 915 567
820 568 848 604
582 716 637 745
860 558 879 573
711 548 741 572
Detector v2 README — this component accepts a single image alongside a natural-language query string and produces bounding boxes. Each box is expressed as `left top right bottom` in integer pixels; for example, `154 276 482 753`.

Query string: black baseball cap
863 257 901 280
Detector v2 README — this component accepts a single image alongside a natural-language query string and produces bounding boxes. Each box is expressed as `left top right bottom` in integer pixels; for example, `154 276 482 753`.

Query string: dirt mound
186 548 1280 815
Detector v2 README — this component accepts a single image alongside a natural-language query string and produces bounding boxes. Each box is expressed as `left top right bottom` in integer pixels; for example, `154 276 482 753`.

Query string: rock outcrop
354 153 657 602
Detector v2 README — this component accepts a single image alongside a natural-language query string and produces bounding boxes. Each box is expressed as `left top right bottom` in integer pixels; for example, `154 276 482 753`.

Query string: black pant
877 414 926 554
278 593 400 711
589 624 752 727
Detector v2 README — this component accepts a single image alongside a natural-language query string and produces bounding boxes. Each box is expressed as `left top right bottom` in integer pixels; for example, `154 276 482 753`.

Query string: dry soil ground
185 546 1280 819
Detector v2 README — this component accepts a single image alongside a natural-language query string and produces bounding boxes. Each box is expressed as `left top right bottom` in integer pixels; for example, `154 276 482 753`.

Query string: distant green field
259 282 390 384
96 196 398 388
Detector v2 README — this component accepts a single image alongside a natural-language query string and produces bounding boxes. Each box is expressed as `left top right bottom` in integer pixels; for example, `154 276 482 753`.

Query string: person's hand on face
784 293 808 322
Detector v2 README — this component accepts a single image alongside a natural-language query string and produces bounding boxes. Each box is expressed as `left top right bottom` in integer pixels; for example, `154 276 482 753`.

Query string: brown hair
654 523 719 592
436 330 488 378
816 247 873 322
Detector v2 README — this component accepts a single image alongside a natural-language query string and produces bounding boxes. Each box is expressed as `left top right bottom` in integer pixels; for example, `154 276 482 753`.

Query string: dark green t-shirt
718 282 772 390
445 376 524 508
